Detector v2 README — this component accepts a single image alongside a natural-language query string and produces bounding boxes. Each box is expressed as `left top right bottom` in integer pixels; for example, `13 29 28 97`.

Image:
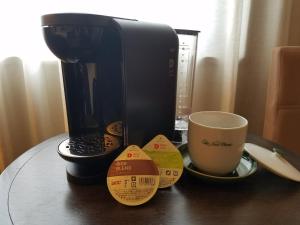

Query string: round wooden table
1 134 300 225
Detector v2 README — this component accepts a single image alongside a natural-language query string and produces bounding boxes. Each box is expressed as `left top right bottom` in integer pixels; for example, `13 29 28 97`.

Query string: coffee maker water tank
173 29 199 144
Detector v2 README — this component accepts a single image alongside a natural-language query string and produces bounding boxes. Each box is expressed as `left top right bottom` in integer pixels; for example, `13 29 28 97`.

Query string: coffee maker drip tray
58 134 121 159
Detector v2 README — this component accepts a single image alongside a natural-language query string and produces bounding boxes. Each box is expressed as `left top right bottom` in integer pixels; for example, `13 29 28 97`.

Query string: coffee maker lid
41 13 113 26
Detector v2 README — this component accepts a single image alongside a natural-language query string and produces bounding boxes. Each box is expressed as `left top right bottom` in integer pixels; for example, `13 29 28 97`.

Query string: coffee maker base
65 162 108 185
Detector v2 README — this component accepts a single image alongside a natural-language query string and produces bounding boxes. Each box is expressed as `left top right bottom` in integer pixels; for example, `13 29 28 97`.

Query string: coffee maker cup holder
58 134 121 184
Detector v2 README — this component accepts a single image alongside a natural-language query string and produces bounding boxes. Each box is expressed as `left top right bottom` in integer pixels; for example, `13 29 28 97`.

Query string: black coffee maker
41 13 178 184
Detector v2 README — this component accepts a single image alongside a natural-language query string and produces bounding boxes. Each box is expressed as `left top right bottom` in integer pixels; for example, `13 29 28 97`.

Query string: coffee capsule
107 145 159 206
106 121 123 137
143 135 183 188
104 133 121 151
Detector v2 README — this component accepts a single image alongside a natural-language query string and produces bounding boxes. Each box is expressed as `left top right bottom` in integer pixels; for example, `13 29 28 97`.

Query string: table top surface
1 134 300 225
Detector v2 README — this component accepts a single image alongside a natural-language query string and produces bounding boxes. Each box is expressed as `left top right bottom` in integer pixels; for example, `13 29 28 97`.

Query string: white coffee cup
188 111 248 175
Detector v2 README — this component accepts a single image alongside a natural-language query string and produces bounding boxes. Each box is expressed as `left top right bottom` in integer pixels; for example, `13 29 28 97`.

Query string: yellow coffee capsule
143 135 183 188
107 145 159 206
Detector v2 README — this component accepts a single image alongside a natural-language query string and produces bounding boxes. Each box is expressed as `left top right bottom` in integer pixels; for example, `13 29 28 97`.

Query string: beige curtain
0 58 67 170
1 0 300 171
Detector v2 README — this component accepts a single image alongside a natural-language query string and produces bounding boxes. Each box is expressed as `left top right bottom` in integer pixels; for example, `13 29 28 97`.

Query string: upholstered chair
263 46 300 155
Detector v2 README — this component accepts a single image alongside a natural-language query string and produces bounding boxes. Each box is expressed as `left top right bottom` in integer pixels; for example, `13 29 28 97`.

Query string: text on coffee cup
201 139 232 147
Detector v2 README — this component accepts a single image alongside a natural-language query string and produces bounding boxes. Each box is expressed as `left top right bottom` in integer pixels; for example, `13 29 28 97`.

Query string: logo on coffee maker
201 139 232 147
